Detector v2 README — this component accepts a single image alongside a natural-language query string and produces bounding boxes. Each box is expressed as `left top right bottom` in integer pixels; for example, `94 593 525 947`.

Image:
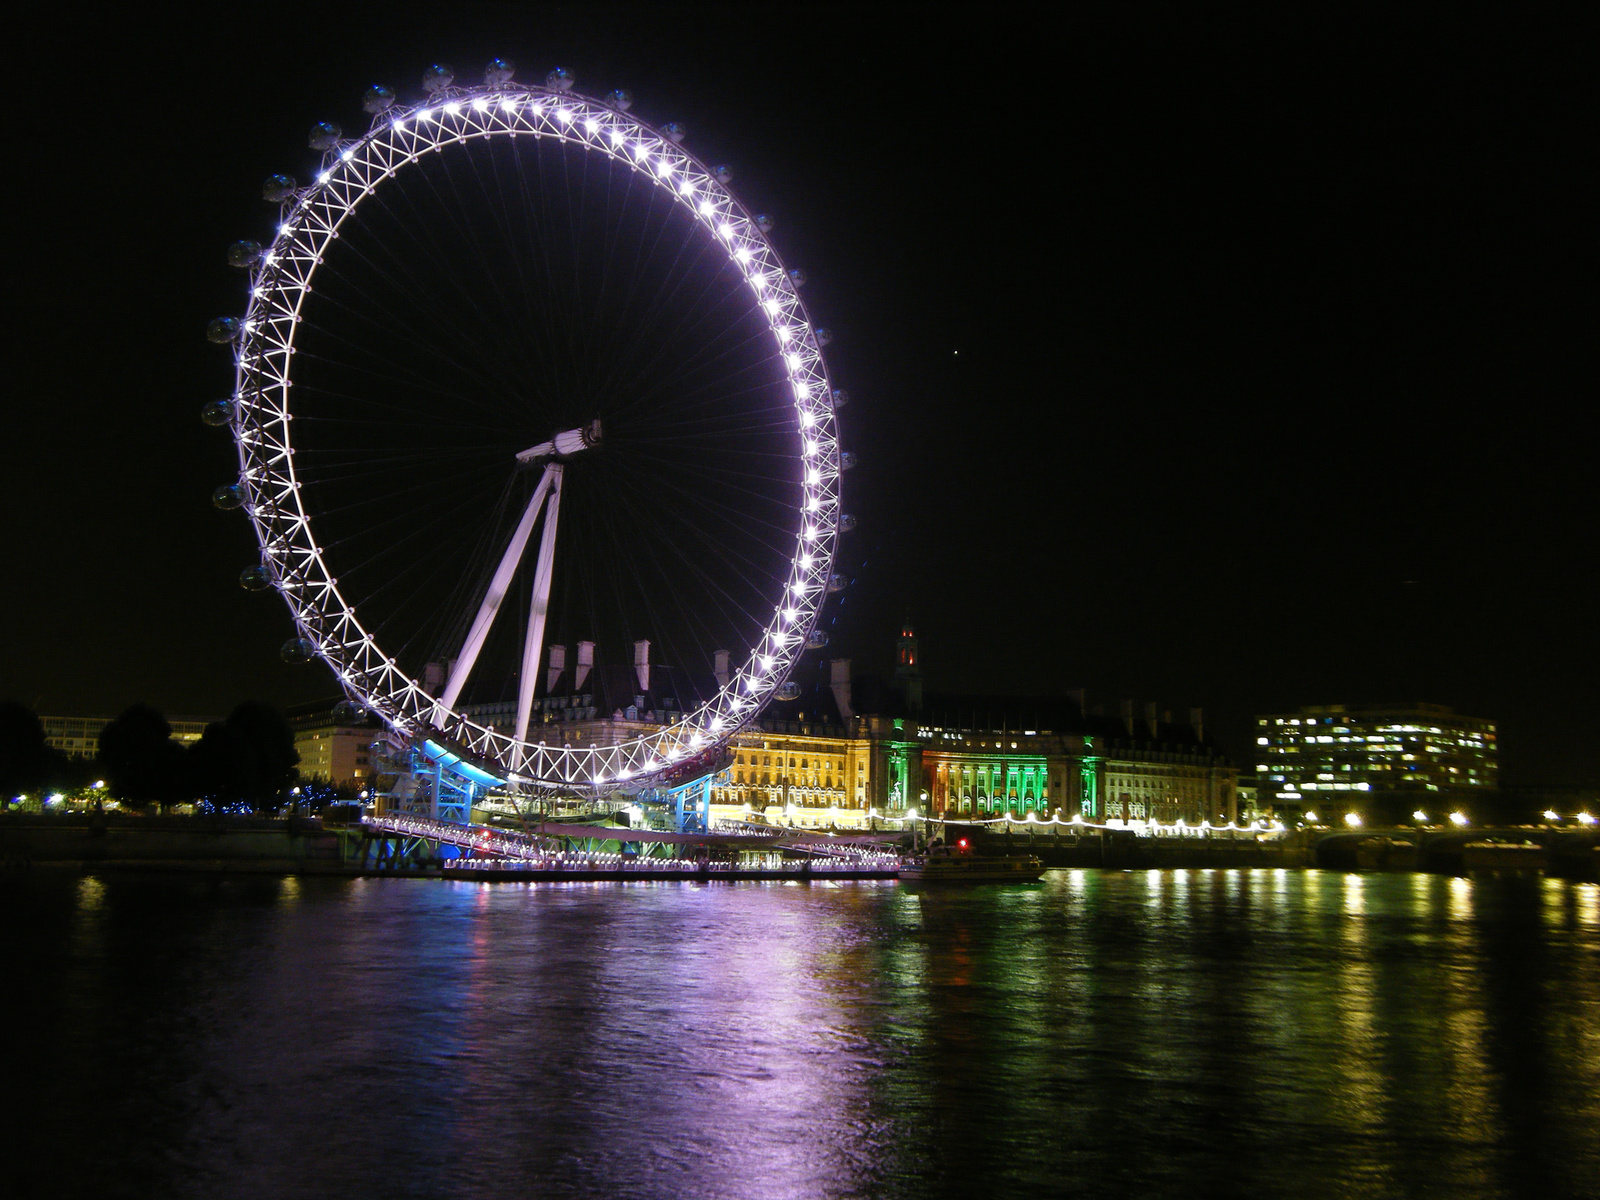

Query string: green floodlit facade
1255 702 1497 809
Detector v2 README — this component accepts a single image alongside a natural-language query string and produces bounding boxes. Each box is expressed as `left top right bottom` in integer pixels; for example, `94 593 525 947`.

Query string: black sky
5 4 1595 784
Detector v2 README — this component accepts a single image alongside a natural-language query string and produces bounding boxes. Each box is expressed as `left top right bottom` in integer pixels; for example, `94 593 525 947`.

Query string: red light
957 838 969 849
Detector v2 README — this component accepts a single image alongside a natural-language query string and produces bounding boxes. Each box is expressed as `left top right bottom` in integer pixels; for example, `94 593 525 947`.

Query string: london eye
206 59 852 798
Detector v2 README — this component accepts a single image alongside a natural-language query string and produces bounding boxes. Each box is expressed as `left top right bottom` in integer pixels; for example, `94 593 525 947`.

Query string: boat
898 838 1044 883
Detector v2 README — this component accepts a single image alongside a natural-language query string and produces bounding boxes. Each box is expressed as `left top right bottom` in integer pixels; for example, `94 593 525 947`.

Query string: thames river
5 869 1596 1199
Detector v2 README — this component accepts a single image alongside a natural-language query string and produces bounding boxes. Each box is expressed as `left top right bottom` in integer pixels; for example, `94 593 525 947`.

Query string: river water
4 869 1596 1200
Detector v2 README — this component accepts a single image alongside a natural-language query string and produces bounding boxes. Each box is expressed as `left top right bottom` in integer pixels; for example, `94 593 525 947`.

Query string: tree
98 705 189 813
0 701 77 807
223 702 300 813
190 719 249 814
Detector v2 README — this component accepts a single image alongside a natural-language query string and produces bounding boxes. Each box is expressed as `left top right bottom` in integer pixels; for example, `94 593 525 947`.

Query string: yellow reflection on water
1448 876 1472 922
76 875 105 912
1342 872 1365 920
277 875 301 906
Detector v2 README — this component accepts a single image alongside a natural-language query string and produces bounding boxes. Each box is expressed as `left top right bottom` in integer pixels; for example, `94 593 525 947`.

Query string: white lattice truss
228 82 842 796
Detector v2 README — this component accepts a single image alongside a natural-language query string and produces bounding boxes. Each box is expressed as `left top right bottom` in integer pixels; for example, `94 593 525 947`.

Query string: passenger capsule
280 637 317 665
262 173 297 203
308 121 342 152
422 63 455 93
211 484 244 510
806 630 830 650
754 213 775 233
546 67 575 91
787 268 807 289
226 240 262 269
775 681 802 702
361 84 396 114
839 451 858 470
206 317 242 344
830 387 849 409
814 327 834 347
838 513 857 532
483 58 515 86
239 564 275 591
826 574 851 594
201 400 234 428
607 88 634 110
662 121 687 143
713 164 734 184
332 699 366 725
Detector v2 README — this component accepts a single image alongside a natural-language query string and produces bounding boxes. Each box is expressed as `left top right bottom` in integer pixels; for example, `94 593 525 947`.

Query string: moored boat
899 838 1044 882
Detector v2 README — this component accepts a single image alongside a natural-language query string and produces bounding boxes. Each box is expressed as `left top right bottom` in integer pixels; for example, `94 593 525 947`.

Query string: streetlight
1576 812 1596 826
1448 811 1469 828
1413 810 1428 824
1344 812 1363 828
1543 809 1560 823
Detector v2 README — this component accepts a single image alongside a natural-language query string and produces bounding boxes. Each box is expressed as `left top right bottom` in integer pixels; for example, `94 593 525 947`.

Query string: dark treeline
1 700 304 815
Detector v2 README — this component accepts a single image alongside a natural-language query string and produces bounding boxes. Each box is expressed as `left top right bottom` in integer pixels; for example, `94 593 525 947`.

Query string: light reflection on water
4 870 1597 1200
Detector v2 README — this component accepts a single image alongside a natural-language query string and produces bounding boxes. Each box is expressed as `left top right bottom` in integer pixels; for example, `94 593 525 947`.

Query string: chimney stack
547 644 567 693
1120 699 1135 737
1189 706 1205 743
575 640 595 690
830 658 854 722
713 649 730 690
1144 701 1159 738
633 640 651 692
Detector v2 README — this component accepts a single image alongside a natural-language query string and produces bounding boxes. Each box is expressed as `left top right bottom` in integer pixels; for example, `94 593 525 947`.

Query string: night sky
7 5 1594 785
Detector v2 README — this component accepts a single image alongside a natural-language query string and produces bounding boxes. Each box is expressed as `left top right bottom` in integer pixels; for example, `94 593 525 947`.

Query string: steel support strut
439 465 558 714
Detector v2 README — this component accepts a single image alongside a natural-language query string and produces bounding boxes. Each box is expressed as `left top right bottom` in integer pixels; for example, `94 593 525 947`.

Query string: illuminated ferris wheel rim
227 74 845 793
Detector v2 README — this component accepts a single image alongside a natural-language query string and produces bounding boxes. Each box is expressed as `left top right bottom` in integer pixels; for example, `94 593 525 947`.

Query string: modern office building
41 714 211 759
286 703 375 789
1254 702 1497 817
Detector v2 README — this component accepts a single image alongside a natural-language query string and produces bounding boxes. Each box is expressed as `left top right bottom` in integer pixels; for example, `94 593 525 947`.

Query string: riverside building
1254 702 1497 820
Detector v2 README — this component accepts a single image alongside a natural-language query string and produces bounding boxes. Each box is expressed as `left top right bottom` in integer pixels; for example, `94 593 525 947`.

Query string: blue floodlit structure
415 738 507 825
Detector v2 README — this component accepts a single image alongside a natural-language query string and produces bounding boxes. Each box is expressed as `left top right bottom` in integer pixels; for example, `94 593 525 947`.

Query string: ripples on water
4 870 1596 1200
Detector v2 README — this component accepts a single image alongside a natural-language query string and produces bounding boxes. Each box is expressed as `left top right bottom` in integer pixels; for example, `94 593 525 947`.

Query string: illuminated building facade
1254 702 1497 816
286 703 373 789
710 716 873 828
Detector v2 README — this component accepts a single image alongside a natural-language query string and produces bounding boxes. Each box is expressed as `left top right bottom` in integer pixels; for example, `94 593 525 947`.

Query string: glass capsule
776 681 802 701
546 67 575 91
662 121 687 143
226 240 262 269
830 387 849 408
607 88 634 110
788 268 807 289
206 317 241 344
713 164 734 184
362 84 395 114
422 63 455 93
839 451 858 470
211 484 244 510
755 213 775 233
308 121 342 151
483 59 514 86
201 400 234 428
839 513 857 532
239 565 274 591
806 631 830 650
815 327 834 347
262 173 297 203
826 574 850 594
332 700 366 725
280 638 317 665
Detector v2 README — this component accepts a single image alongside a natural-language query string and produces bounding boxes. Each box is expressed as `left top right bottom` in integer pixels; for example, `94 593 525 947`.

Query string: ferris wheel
205 59 853 796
